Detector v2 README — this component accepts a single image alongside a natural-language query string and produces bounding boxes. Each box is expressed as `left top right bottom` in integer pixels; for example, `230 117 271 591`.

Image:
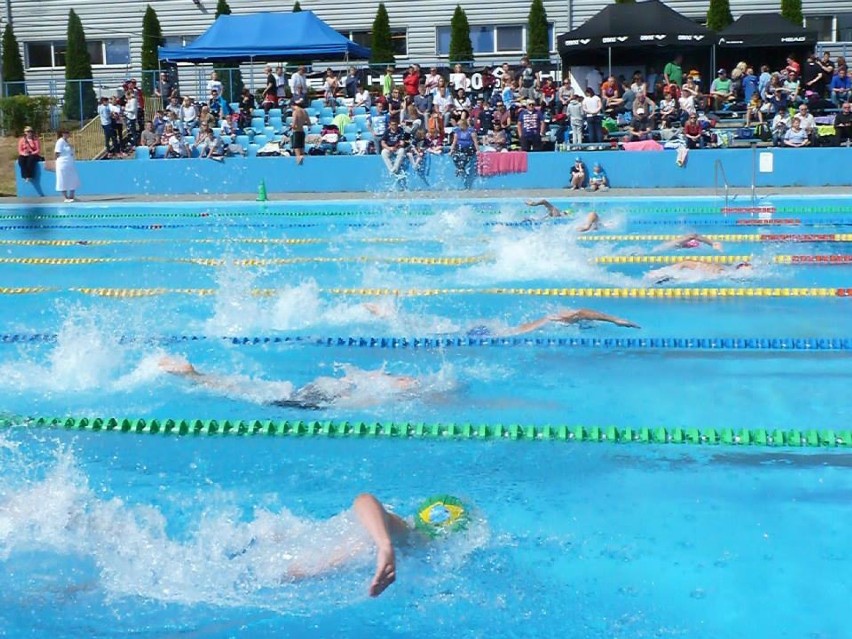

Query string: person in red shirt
785 55 801 78
683 113 705 148
17 126 42 181
403 64 421 98
540 77 556 113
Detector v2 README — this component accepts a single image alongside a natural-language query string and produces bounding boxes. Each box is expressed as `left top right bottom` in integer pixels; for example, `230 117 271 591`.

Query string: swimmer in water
652 233 723 252
159 356 420 409
524 199 600 232
647 259 752 284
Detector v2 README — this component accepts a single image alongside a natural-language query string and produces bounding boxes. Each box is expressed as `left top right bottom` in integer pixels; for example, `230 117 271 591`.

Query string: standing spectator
449 116 479 181
109 96 125 152
207 71 223 97
802 53 825 98
742 67 759 103
517 57 537 101
403 64 420 98
139 121 159 157
264 66 277 99
344 67 359 99
834 102 852 146
381 66 395 97
387 87 404 123
54 129 79 202
424 67 441 95
646 68 659 97
481 67 496 103
289 66 308 104
785 55 801 78
664 55 684 88
275 66 288 103
758 65 772 98
566 94 584 145
291 100 308 166
557 78 574 115
17 126 41 181
238 87 255 130
124 89 139 147
817 52 835 93
323 68 339 107
516 100 545 152
582 87 603 143
97 96 118 157
155 71 174 100
380 118 407 176
450 64 469 94
830 67 851 106
584 65 603 93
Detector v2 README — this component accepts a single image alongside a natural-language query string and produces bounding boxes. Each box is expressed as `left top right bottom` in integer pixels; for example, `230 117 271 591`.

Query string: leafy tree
2 23 26 96
292 1 302 11
781 0 803 26
706 0 733 32
141 5 164 96
370 3 395 65
449 5 473 64
62 9 97 121
213 0 242 102
526 0 549 62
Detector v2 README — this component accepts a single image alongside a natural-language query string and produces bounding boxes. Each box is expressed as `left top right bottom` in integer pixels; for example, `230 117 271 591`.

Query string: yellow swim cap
415 494 469 538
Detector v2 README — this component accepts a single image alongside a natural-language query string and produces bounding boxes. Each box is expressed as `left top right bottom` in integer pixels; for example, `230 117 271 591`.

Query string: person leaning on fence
17 126 42 182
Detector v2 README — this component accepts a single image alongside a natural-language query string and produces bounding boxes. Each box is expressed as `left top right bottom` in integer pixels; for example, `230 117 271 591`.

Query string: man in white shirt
97 96 118 156
290 66 308 104
275 66 288 102
795 103 816 140
206 71 223 97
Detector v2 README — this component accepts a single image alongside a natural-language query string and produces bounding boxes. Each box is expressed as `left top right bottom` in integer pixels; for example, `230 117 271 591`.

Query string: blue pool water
0 195 850 638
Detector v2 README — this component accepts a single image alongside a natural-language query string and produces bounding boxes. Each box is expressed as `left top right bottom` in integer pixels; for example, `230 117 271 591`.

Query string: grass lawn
0 137 18 197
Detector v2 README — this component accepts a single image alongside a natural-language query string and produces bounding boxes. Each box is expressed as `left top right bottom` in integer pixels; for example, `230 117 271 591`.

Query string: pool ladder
714 159 730 210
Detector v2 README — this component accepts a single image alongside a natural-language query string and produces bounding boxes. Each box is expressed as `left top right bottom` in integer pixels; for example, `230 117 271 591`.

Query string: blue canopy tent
158 11 371 62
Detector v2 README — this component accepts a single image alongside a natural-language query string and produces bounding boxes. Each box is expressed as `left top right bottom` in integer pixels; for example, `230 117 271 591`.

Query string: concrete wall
16 148 852 198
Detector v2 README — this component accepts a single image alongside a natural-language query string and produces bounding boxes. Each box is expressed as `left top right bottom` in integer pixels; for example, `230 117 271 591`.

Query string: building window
345 29 407 56
805 16 836 42
435 24 555 57
24 39 131 69
163 35 197 49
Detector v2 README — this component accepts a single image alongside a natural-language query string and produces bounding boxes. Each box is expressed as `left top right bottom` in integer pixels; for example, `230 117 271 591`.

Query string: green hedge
0 95 55 136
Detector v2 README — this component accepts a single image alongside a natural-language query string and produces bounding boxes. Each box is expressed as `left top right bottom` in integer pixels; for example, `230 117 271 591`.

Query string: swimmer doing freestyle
652 233 723 252
524 199 600 232
647 259 752 285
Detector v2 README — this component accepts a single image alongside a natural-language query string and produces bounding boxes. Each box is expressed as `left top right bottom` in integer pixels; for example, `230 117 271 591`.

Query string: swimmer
524 199 600 232
647 259 752 285
652 233 723 252
159 356 420 409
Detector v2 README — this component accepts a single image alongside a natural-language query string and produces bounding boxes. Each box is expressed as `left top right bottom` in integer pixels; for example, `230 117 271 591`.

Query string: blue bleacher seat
334 107 349 116
353 106 367 116
309 124 322 135
235 134 250 149
267 108 282 118
247 143 259 157
337 141 353 155
251 117 264 130
359 132 373 143
212 127 221 137
320 107 333 118
229 102 239 112
310 99 325 111
135 147 150 160
153 145 167 159
319 116 334 126
354 114 368 126
370 106 377 116
343 124 358 137
269 117 283 132
253 134 268 147
285 116 294 126
221 135 232 145
306 108 318 118
263 126 275 138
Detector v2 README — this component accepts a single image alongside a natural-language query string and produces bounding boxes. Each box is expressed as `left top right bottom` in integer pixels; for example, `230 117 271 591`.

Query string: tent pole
608 47 612 77
250 56 255 96
711 45 716 83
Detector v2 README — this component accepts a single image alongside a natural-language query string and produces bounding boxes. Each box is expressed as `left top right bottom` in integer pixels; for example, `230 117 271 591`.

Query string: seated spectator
260 87 277 116
628 118 651 142
482 121 508 152
153 110 167 136
449 115 479 179
481 66 497 103
658 93 679 128
600 75 623 114
166 95 181 118
406 128 429 178
631 93 656 129
569 157 585 190
427 105 445 146
469 97 491 133
678 86 697 123
178 97 198 136
451 88 471 125
401 102 422 136
413 84 431 121
139 120 159 157
744 94 765 127
387 87 403 123
516 100 545 152
493 101 511 129
795 104 816 140
354 85 373 110
208 89 231 119
588 163 608 191
683 114 705 149
709 68 733 111
17 125 41 181
198 104 216 129
433 82 453 127
771 110 791 146
783 116 810 147
830 68 851 107
540 77 556 112
199 130 224 160
783 71 802 104
835 102 852 146
380 118 407 177
166 128 189 158
629 72 647 96
730 62 747 99
767 87 789 116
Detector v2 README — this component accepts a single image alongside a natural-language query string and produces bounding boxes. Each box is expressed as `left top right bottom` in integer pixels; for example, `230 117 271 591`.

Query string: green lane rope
2 416 849 448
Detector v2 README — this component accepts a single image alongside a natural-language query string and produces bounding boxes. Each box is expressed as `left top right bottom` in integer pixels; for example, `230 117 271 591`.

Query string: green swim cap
414 494 469 538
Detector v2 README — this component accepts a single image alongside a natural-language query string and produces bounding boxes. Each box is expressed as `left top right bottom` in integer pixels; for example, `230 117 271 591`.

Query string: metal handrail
714 159 729 211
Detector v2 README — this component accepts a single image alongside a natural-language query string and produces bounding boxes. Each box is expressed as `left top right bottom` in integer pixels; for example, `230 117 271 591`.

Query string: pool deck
5 186 852 205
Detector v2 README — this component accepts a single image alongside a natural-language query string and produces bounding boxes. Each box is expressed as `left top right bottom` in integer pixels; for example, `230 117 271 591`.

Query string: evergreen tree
615 0 636 3
781 0 803 26
526 0 549 62
449 5 473 64
213 0 242 102
370 3 395 65
141 5 164 96
706 0 733 32
2 23 26 96
62 9 97 121
292 1 302 11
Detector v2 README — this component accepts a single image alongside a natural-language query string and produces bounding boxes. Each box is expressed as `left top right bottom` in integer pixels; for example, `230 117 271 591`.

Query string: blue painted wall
16 148 852 198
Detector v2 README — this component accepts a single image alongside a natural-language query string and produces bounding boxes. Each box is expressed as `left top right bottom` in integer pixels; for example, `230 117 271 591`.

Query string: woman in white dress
54 129 80 202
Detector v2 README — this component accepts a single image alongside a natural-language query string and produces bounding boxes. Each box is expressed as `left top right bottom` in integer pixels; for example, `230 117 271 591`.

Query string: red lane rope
737 218 800 226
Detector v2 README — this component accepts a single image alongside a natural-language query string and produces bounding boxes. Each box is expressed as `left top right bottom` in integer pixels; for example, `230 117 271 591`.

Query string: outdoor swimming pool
0 195 850 638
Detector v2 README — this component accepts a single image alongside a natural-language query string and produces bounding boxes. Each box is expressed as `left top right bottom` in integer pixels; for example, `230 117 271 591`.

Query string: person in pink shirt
17 126 42 182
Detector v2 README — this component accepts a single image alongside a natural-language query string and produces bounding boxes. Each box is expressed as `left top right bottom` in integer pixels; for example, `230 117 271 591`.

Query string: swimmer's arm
524 199 565 218
571 309 640 328
159 357 259 395
501 316 553 336
353 493 408 597
576 212 600 233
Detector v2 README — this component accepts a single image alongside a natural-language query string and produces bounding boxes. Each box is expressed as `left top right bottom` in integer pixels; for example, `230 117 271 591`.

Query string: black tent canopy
716 13 818 48
557 0 714 56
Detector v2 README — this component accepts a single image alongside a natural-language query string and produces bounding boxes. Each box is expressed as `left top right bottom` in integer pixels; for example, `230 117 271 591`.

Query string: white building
3 0 852 92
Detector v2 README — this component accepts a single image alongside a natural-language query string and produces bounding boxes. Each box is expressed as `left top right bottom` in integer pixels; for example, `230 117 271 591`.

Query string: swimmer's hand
712 242 723 252
158 356 198 376
369 543 396 597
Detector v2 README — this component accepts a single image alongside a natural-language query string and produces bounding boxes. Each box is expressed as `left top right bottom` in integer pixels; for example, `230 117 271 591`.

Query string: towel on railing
477 151 528 176
621 140 664 151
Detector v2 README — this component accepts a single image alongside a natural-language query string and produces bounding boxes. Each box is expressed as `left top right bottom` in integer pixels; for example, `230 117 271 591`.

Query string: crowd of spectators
96 51 850 164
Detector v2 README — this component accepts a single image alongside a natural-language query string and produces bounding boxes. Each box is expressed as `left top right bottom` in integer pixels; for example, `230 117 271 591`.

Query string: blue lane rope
2 333 851 351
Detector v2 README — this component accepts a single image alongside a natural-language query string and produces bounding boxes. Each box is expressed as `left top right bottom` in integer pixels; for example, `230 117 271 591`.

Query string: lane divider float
3 416 850 448
595 255 852 265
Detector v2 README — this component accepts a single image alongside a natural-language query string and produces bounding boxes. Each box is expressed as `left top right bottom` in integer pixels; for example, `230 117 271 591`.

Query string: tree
213 0 243 102
141 5 164 96
781 0 803 26
706 0 733 32
615 0 636 3
62 9 97 121
449 5 473 64
292 1 302 11
2 23 26 96
370 3 395 65
526 0 549 62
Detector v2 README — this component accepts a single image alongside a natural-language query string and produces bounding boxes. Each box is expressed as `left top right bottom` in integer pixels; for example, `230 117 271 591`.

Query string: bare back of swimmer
652 233 723 252
525 199 600 232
